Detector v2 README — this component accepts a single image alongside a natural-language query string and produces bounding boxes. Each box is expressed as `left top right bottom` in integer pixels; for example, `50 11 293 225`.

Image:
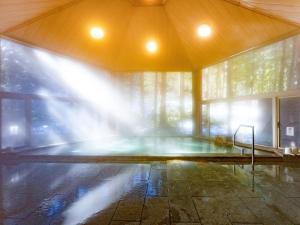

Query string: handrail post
233 125 255 172
252 126 255 171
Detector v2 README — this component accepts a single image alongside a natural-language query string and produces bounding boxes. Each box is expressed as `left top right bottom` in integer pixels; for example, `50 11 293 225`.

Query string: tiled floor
1 161 300 225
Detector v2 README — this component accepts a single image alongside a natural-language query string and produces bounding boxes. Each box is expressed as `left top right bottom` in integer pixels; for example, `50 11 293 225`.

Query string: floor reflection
1 161 300 225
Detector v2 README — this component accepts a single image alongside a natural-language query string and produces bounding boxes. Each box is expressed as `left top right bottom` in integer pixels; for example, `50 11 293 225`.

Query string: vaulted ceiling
229 0 300 25
0 0 299 71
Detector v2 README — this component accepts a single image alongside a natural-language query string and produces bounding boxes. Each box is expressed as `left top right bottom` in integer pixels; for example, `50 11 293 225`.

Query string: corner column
192 70 201 137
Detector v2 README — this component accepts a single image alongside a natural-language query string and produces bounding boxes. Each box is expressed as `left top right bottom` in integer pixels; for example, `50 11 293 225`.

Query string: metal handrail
233 125 255 169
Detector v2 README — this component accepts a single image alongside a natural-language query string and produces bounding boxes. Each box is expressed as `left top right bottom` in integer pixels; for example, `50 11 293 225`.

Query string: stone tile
240 197 294 225
168 181 191 197
289 197 300 207
110 221 140 225
274 182 300 198
141 197 169 225
219 197 259 224
121 181 147 200
171 223 201 225
231 224 263 225
113 199 144 221
146 186 168 197
3 218 24 225
258 190 300 224
169 197 199 223
147 173 168 197
193 197 231 225
82 203 118 225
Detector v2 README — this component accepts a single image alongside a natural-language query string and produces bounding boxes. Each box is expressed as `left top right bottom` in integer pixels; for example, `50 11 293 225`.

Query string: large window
202 34 300 147
202 63 228 100
0 39 116 150
203 35 300 101
117 72 193 136
202 99 273 146
0 39 69 97
0 39 194 151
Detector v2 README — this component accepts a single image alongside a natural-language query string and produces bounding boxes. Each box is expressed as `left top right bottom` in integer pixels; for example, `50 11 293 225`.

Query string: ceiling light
197 24 212 38
146 40 158 53
90 27 105 40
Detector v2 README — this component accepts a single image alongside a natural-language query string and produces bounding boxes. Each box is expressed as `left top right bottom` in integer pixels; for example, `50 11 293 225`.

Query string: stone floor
1 161 300 225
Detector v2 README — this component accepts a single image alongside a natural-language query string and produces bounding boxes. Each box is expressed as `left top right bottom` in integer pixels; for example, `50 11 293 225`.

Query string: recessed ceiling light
90 27 105 40
197 24 212 38
146 40 158 53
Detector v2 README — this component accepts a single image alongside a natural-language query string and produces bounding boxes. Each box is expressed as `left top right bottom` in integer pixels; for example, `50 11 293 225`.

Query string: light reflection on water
62 167 136 225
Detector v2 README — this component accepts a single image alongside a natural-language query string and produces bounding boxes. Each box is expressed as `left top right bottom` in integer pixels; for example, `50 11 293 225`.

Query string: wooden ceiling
0 0 76 33
1 0 300 71
229 0 300 25
130 0 168 6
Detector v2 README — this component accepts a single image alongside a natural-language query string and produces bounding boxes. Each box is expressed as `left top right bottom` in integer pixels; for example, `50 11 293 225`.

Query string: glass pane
31 100 76 146
0 40 68 96
166 73 181 130
209 102 229 137
201 104 209 136
231 99 273 146
280 97 300 148
202 62 227 100
2 99 27 149
143 72 157 131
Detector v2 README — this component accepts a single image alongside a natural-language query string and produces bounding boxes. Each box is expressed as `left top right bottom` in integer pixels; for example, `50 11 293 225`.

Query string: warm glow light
146 40 158 53
90 27 105 40
197 24 212 38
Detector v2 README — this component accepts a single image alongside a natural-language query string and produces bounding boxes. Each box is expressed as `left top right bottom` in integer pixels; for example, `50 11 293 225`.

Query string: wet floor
1 161 300 225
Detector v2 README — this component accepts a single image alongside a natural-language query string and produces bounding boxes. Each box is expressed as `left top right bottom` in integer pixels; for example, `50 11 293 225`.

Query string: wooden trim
202 90 300 104
196 135 277 153
0 91 76 102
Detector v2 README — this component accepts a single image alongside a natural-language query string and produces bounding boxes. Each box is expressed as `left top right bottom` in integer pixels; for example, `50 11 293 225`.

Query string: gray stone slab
110 222 140 225
82 203 118 225
113 199 144 221
141 197 169 225
171 223 202 225
240 197 294 225
169 197 199 223
193 197 231 225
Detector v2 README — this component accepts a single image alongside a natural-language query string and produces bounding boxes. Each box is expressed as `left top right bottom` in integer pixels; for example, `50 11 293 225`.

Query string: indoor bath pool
22 138 275 157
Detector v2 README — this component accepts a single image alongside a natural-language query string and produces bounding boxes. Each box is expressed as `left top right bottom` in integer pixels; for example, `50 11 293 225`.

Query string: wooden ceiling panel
114 7 192 71
165 0 300 68
129 0 167 6
4 0 135 70
0 0 75 32
229 0 300 25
